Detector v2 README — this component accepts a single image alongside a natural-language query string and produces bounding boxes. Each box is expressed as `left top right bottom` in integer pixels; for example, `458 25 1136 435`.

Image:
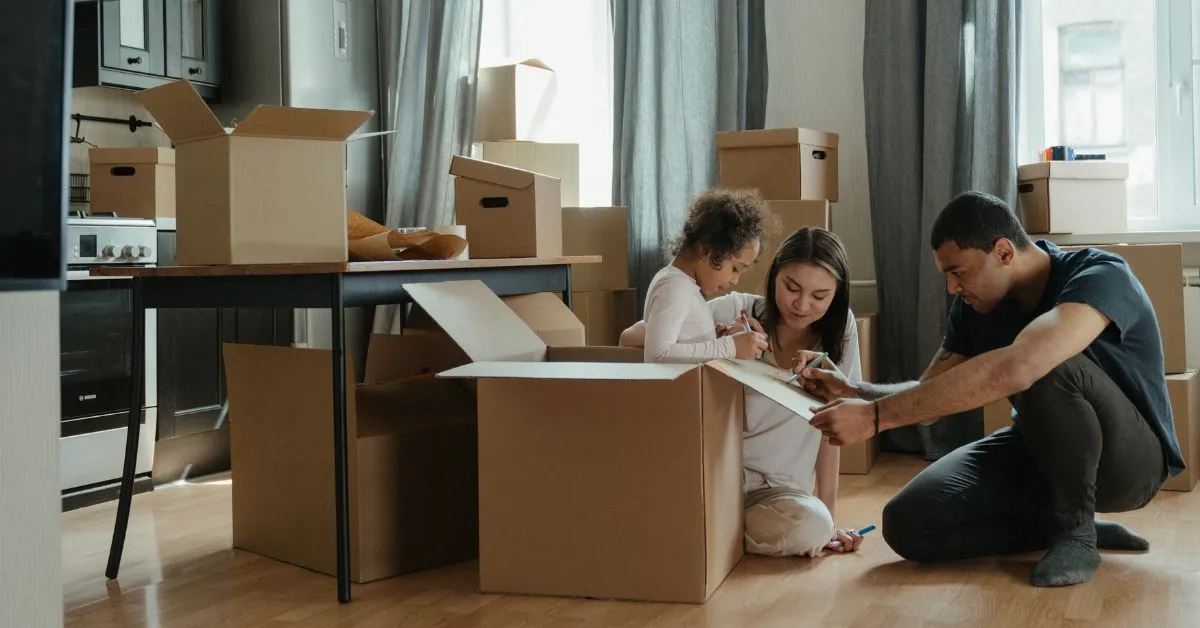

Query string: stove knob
102 245 121 258
122 245 138 259
137 245 153 259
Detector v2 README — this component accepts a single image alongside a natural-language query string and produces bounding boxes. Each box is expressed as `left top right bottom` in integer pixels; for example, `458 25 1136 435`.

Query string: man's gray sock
1096 520 1150 551
1030 531 1100 588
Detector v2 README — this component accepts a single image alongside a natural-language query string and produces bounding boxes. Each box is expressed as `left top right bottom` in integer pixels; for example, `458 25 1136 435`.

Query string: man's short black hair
929 191 1033 252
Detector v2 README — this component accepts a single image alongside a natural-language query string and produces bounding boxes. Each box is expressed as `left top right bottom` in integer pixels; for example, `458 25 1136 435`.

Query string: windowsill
1042 230 1200 245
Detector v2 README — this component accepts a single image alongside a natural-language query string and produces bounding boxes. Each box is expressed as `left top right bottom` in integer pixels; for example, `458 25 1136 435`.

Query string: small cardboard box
983 398 1014 435
571 289 638 346
138 80 373 265
841 314 879 475
562 206 630 292
472 141 579 206
475 59 555 141
715 128 839 201
738 200 830 295
222 335 478 583
408 280 824 603
1017 162 1129 234
89 147 176 219
450 156 562 259
1061 243 1185 373
1163 370 1200 492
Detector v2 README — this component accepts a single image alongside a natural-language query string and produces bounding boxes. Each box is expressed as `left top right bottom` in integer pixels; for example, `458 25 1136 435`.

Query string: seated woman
620 227 866 556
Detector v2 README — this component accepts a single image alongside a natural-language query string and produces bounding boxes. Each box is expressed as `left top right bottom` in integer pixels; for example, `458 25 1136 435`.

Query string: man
798 191 1183 587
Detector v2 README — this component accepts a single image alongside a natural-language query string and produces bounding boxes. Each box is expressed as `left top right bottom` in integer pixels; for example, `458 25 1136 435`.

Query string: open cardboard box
403 280 824 604
138 80 375 265
222 334 478 583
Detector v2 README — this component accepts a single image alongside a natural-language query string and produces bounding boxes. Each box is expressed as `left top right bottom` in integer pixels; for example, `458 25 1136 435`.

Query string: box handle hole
811 150 826 160
480 196 510 209
109 166 137 177
1018 183 1034 193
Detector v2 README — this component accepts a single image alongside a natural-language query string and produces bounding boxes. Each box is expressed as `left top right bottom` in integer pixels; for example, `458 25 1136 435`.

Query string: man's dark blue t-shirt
943 240 1185 476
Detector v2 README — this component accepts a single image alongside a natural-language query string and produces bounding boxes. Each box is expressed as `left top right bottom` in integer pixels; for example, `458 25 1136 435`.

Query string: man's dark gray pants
882 354 1167 562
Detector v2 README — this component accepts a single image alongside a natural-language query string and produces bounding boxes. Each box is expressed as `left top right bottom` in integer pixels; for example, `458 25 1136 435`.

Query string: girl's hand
732 331 769 359
825 528 865 553
719 310 764 338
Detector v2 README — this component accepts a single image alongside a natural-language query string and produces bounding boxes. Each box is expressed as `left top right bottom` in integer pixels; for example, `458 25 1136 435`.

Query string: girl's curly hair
665 188 769 265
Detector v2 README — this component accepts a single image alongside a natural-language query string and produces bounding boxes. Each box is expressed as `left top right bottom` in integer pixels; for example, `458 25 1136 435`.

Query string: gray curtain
377 0 482 230
612 0 768 312
373 0 482 334
863 0 1020 459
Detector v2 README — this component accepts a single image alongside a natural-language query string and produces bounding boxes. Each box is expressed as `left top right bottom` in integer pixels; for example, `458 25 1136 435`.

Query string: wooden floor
63 454 1200 627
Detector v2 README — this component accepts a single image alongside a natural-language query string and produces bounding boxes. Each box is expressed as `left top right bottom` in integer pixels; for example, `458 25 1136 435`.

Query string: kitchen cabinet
152 231 290 483
73 0 221 101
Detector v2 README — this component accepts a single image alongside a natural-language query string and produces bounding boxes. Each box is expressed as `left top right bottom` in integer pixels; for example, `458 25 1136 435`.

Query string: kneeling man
800 191 1183 587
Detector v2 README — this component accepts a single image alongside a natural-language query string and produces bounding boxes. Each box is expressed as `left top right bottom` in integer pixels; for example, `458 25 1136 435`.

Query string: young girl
642 189 770 363
623 227 866 556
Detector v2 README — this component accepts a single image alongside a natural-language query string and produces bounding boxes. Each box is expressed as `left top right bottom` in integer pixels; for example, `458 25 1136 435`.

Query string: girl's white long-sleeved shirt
642 265 736 363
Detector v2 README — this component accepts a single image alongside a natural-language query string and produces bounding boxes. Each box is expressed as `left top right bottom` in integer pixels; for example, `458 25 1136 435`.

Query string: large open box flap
232 105 373 140
449 155 541 190
440 361 694 381
137 80 226 144
706 359 823 420
404 280 546 363
715 128 839 150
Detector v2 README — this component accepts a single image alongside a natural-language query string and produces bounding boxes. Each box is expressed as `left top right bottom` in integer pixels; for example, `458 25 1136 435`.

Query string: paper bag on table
347 211 468 262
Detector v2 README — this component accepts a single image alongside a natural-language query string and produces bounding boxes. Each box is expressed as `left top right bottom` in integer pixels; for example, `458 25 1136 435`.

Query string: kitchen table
91 255 600 603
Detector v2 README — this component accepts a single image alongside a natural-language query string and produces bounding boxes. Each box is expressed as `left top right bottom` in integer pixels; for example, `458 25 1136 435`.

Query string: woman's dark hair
752 227 851 366
665 188 768 266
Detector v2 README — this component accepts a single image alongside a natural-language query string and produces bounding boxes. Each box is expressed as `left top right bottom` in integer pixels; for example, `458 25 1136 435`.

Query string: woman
620 227 866 557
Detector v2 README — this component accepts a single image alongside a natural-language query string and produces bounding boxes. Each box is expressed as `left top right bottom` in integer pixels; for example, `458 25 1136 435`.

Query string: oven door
60 270 143 436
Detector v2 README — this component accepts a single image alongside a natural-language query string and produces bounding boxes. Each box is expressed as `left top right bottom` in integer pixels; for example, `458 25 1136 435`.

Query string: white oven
60 216 158 507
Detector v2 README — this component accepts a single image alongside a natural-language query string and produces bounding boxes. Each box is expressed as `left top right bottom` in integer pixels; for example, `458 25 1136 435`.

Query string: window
478 0 613 207
1058 23 1124 147
1020 0 1200 229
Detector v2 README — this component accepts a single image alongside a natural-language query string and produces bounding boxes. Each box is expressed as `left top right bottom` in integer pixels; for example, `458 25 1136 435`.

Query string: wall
0 293 63 628
764 0 875 310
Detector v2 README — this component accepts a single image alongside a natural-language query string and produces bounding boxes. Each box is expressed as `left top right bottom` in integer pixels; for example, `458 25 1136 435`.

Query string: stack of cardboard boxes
562 207 638 345
712 127 880 473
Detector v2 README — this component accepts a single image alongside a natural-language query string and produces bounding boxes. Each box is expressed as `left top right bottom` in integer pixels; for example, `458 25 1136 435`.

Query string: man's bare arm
853 347 968 400
876 302 1110 430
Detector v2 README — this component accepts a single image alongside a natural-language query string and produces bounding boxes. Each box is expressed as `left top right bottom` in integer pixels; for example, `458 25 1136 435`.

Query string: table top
89 256 602 278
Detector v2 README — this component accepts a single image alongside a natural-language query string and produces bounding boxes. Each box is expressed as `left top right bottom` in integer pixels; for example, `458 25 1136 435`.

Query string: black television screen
0 2 70 290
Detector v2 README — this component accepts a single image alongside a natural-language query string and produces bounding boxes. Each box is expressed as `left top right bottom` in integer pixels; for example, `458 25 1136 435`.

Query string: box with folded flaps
401 280 824 603
89 147 176 219
222 334 478 583
1018 162 1128 234
138 79 374 265
475 59 555 141
450 155 562 259
716 128 839 201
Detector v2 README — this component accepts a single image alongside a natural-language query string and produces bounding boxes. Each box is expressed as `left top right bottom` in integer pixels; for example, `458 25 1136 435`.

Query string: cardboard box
1186 286 1200 370
715 128 839 201
473 141 579 206
503 293 586 346
407 280 824 603
983 398 1014 435
571 289 638 346
138 80 372 265
450 156 562 259
1164 370 1200 492
1061 243 1185 373
475 59 555 141
89 147 176 219
562 206 630 292
222 335 478 583
738 200 830 295
1017 162 1129 234
841 315 878 475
